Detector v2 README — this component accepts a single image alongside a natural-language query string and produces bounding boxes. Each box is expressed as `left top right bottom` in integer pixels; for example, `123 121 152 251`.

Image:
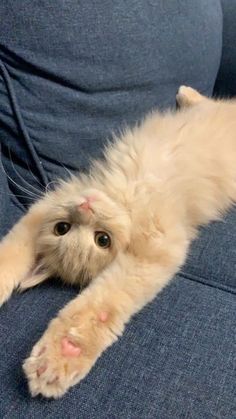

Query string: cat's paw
0 241 34 306
0 279 13 306
176 85 204 107
0 263 18 306
23 306 118 398
0 248 15 305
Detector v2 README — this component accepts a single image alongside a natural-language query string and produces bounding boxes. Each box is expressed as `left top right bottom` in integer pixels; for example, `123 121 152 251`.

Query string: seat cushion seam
179 271 236 296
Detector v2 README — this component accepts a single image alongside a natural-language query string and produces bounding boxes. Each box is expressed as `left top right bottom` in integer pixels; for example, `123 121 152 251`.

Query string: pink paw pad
36 364 47 377
98 311 108 322
61 337 81 357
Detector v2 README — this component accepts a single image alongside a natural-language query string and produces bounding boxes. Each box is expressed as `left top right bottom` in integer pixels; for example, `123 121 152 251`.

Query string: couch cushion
182 207 236 292
214 0 236 96
0 0 222 182
0 275 235 418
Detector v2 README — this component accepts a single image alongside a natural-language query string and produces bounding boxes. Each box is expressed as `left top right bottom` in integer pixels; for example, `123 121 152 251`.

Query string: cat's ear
18 263 50 291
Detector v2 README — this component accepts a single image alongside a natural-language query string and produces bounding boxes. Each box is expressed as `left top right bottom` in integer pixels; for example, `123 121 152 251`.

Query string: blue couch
0 1 235 417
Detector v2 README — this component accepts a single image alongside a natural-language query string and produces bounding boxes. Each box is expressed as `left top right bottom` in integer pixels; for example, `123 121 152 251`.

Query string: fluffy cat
0 86 235 398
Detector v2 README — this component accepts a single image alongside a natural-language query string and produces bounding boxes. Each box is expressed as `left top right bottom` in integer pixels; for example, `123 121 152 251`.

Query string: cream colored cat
0 86 235 398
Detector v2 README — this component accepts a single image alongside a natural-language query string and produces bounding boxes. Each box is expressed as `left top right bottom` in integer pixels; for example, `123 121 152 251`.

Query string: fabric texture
1 277 235 419
0 0 222 195
1 1 236 418
215 0 236 96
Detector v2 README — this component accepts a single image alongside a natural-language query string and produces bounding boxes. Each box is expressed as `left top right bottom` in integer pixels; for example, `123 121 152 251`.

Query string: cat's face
36 187 131 286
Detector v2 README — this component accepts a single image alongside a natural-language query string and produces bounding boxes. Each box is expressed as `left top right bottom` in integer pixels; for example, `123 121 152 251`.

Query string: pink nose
78 196 96 212
79 200 91 210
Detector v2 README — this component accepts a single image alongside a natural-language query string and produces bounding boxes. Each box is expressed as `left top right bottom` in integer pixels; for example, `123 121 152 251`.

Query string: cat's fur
0 86 235 398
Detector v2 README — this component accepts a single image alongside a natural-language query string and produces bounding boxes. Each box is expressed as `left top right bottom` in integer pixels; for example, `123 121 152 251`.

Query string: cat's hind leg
176 85 207 107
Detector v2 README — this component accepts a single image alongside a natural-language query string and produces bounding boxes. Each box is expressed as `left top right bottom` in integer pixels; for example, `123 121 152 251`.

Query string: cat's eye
94 231 111 249
54 222 71 236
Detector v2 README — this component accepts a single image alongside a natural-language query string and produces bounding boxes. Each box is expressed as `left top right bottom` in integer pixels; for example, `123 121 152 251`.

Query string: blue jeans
1 1 235 418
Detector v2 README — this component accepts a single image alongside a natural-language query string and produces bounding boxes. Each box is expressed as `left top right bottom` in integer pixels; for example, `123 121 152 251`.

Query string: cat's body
0 86 236 398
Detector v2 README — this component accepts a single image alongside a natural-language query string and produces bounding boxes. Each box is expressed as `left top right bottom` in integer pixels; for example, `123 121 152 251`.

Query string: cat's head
35 186 131 287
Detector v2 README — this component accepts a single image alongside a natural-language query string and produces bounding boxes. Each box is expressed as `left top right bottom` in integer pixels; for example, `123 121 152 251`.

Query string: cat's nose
79 200 91 211
77 197 95 213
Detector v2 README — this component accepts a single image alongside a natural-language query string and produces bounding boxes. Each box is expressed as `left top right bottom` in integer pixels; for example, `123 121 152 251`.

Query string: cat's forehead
46 186 128 221
51 185 109 206
48 197 108 220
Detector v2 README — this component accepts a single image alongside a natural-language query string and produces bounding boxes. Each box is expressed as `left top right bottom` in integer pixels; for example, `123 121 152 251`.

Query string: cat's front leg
23 249 186 398
0 200 49 305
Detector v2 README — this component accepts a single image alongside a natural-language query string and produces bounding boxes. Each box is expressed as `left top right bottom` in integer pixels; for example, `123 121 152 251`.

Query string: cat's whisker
0 159 42 200
0 154 41 200
3 168 41 199
45 180 60 194
25 160 46 191
8 193 37 201
59 162 74 179
8 147 44 196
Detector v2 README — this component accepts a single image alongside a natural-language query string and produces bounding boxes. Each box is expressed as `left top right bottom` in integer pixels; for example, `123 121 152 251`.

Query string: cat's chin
60 271 93 289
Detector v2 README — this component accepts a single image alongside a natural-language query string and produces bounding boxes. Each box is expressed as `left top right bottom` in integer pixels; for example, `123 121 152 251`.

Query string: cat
0 86 236 398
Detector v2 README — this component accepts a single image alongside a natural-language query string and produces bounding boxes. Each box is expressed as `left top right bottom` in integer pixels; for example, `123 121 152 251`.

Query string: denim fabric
0 1 222 184
0 147 24 236
214 0 236 96
182 207 236 292
0 277 235 418
1 1 235 418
